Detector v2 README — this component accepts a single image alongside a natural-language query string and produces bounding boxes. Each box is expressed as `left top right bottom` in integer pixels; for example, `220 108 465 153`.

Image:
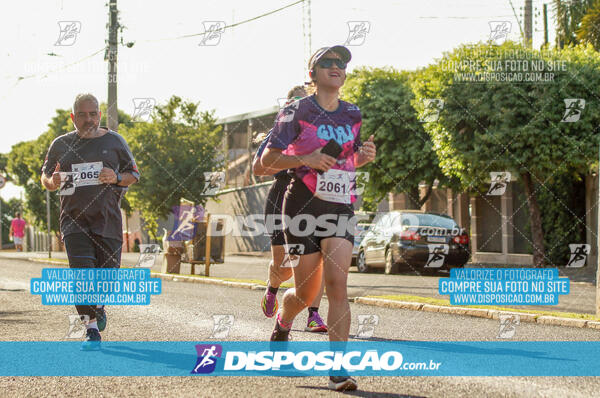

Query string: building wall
475 195 503 253
203 182 272 253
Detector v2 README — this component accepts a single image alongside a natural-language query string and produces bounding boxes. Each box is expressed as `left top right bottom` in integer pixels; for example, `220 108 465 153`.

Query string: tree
342 67 453 210
413 42 600 266
6 109 72 233
6 106 135 233
554 0 596 48
577 0 600 50
120 96 223 239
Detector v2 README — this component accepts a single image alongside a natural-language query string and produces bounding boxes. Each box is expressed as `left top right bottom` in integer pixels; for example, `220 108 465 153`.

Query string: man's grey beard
76 123 99 137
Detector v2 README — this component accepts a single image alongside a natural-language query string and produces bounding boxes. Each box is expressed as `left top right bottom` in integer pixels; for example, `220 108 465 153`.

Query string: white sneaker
328 376 358 391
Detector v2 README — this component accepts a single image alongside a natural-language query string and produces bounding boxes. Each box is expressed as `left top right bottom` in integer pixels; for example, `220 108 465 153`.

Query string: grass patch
367 294 600 321
30 258 68 265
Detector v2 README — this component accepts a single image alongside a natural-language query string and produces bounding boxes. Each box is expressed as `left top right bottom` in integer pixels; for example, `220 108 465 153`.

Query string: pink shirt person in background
9 212 26 251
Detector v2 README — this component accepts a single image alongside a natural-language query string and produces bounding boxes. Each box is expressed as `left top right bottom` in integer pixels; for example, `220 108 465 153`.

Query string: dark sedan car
351 222 373 266
355 211 470 274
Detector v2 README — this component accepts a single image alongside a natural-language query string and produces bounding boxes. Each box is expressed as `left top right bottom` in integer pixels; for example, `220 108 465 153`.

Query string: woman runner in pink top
261 45 376 392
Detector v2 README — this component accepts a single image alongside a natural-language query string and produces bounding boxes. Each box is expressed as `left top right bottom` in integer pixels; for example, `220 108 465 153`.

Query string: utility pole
543 3 549 46
302 0 312 77
524 0 533 47
246 119 254 186
597 141 600 315
46 190 51 258
223 124 229 187
106 0 119 132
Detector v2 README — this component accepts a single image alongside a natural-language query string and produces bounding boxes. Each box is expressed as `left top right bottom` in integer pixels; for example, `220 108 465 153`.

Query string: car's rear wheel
356 250 370 273
384 248 399 275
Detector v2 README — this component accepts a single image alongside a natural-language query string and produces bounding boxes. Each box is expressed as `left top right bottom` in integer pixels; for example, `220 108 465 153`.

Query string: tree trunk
405 186 421 210
419 184 434 208
521 172 546 267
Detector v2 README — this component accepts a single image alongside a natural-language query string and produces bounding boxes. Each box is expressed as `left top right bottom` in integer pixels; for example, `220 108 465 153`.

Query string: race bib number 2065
71 162 103 187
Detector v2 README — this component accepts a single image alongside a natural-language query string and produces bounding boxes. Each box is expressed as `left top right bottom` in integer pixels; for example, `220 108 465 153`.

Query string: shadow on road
0 310 36 324
296 385 423 397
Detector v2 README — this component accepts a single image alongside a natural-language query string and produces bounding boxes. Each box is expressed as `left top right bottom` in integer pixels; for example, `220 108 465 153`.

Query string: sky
0 0 555 200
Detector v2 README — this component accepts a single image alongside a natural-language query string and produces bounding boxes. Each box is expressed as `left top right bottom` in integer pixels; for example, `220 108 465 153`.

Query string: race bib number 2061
71 162 103 187
316 170 351 204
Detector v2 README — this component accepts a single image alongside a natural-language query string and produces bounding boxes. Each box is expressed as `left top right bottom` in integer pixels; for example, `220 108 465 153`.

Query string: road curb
353 297 599 331
25 256 599 330
26 258 266 290
151 272 262 290
29 258 68 266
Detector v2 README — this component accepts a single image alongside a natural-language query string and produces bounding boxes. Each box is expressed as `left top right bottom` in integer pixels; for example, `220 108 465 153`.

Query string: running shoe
305 311 327 333
95 307 107 332
328 376 358 391
270 319 290 342
81 328 101 351
261 290 278 318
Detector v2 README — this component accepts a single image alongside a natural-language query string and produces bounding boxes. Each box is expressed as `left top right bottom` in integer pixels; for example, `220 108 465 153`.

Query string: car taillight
453 234 469 245
400 230 420 241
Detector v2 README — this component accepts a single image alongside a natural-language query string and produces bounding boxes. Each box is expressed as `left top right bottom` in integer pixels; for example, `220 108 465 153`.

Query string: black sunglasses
317 58 347 69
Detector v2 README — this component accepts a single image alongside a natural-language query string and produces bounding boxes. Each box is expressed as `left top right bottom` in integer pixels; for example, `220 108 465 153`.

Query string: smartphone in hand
317 139 343 174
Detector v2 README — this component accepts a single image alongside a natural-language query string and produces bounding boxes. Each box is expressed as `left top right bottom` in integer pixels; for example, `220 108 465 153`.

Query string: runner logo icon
211 315 234 339
489 21 511 45
198 21 226 46
65 315 89 339
55 21 81 46
192 344 223 374
425 244 448 268
282 243 304 268
132 98 156 122
487 172 511 196
202 172 225 196
136 244 160 268
566 244 590 268
344 21 371 46
497 314 520 339
59 172 78 196
561 98 586 122
419 99 444 122
356 314 379 338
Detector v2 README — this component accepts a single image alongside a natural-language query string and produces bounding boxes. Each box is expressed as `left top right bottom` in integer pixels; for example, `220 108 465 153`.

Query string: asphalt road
2 257 600 397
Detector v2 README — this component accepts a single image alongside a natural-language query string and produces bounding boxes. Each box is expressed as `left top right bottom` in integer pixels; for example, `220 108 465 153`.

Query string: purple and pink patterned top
266 94 363 203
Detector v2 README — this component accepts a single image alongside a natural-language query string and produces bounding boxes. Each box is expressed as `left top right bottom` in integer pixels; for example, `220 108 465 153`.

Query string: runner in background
252 85 327 333
9 212 26 252
261 45 376 391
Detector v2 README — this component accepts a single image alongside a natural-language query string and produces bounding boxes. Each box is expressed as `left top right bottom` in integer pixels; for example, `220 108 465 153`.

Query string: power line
11 47 105 82
138 0 304 44
0 47 105 104
4 0 304 84
418 15 515 19
508 0 525 39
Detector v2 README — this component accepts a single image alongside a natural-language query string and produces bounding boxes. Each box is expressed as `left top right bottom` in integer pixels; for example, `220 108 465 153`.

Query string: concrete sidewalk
0 250 273 281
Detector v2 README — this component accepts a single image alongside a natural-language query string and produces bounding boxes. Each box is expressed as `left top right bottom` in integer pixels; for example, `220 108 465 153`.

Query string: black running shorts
63 232 122 268
264 174 292 246
282 177 355 255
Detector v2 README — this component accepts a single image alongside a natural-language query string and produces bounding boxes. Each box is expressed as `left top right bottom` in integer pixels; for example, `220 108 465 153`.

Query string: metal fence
24 226 51 252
